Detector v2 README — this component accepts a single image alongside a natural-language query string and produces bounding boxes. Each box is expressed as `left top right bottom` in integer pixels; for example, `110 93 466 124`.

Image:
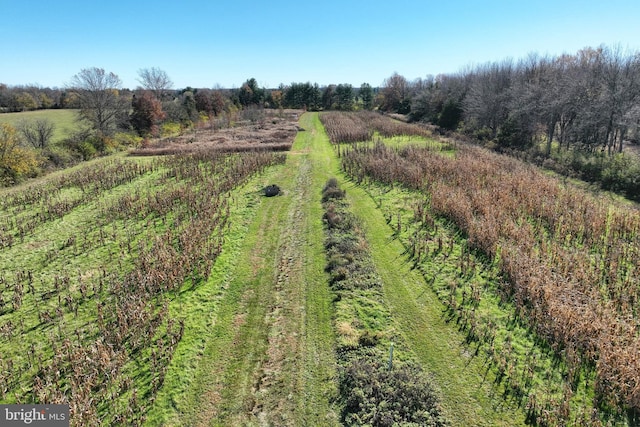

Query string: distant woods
400 45 640 156
2 44 640 189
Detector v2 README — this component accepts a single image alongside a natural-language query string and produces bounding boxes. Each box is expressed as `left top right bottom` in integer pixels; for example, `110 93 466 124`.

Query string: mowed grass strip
159 112 339 426
341 182 527 427
310 113 528 426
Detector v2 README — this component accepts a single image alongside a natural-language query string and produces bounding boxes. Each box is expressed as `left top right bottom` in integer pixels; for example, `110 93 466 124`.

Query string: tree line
0 67 381 185
372 45 640 199
3 45 640 189
377 45 640 156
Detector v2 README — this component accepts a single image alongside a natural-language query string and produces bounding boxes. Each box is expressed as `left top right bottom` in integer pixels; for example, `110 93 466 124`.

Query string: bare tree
69 68 129 139
137 67 173 100
17 119 55 149
380 72 411 113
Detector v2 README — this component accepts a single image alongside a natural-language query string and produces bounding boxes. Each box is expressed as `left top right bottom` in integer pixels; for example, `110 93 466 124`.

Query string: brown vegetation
320 111 430 144
0 150 285 425
129 109 302 156
341 139 640 421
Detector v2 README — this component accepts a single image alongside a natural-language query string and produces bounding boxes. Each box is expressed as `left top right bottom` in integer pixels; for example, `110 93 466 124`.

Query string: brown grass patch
129 109 302 156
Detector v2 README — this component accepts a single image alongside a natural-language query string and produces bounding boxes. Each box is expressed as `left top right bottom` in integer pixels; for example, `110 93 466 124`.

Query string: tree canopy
69 67 130 139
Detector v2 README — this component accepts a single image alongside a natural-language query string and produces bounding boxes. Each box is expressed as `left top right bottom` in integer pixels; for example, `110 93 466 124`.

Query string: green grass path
151 113 340 426
344 182 527 426
151 112 528 426
316 112 527 425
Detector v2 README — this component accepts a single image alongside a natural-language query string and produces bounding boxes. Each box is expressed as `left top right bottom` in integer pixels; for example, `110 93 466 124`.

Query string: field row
0 150 285 425
322 111 639 426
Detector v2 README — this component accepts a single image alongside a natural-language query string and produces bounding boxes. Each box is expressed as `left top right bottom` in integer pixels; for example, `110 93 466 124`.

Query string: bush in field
160 122 182 138
322 177 345 201
0 123 40 184
340 358 447 427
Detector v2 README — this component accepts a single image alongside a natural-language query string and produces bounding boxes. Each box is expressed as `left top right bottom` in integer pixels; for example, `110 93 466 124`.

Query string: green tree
9 92 38 112
181 91 199 123
335 84 354 111
437 99 463 130
282 82 321 110
359 83 374 110
322 85 337 110
238 78 264 107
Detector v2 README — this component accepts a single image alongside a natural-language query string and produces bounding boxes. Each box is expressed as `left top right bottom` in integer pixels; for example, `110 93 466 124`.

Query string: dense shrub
545 149 640 201
322 177 346 201
340 358 447 427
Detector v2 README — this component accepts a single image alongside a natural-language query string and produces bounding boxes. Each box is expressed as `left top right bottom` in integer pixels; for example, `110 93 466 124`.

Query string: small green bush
340 358 447 427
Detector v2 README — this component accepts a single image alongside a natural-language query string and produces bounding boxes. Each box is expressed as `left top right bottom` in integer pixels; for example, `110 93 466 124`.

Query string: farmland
322 111 640 426
0 109 79 143
1 110 639 426
0 148 286 424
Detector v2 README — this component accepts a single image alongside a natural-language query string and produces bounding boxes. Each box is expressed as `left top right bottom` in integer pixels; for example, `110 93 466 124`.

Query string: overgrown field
3 109 640 426
130 109 302 156
321 177 447 426
0 150 285 425
321 111 640 426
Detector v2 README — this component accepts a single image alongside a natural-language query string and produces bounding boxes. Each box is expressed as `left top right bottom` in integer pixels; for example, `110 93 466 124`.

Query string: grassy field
323 112 638 426
4 110 634 426
0 150 286 425
144 112 341 426
143 112 536 426
0 109 79 142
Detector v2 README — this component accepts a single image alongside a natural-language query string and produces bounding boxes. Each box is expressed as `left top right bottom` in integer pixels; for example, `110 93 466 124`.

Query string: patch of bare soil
130 109 304 156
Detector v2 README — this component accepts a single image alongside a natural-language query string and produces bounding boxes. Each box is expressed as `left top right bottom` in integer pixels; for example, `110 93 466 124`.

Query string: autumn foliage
320 111 430 144
130 91 166 137
0 123 39 184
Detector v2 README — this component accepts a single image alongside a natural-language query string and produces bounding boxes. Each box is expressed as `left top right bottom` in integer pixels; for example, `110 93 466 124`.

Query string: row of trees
278 82 375 111
1 76 378 117
376 45 640 156
2 66 379 183
0 84 77 112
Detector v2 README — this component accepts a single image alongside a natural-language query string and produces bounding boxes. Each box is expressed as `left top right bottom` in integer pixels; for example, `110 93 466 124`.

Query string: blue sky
2 0 640 89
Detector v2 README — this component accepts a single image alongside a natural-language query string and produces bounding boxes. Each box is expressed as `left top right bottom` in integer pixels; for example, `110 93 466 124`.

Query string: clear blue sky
2 0 640 89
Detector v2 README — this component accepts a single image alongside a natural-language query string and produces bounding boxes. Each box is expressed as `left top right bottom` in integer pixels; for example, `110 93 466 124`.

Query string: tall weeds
0 150 285 425
340 129 640 423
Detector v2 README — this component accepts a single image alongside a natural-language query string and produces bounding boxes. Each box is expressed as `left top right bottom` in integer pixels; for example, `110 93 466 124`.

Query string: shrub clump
341 358 447 427
322 177 346 202
263 184 281 197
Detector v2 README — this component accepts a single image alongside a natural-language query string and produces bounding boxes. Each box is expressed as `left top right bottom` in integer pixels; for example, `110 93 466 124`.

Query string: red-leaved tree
130 91 166 137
